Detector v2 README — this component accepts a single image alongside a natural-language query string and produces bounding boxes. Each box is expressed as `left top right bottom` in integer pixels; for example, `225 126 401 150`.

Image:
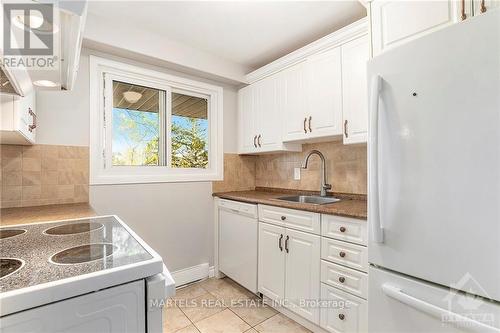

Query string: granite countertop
1 203 97 226
213 187 367 220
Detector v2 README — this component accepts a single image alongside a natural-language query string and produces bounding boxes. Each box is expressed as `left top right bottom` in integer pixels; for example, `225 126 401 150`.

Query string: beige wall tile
22 158 41 172
22 171 41 186
2 171 22 186
2 186 22 201
0 144 89 208
212 154 256 193
254 141 367 195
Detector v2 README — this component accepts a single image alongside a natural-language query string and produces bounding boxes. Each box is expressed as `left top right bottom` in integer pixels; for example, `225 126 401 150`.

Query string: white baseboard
172 263 214 287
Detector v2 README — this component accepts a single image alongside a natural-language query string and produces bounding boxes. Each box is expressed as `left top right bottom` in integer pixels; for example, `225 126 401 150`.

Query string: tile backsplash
212 154 255 193
1 144 89 208
256 140 367 194
213 140 367 195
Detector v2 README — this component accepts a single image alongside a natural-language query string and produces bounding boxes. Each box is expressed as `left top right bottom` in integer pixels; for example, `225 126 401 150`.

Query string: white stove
0 215 175 332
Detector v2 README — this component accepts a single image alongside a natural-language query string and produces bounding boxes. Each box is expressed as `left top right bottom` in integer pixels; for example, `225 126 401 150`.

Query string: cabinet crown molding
245 17 368 84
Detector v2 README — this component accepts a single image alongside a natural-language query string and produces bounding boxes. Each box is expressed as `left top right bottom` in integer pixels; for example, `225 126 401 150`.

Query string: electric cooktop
0 216 153 293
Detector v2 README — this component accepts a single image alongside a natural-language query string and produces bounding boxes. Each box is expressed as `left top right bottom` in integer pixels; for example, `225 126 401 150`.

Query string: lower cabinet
320 283 368 333
258 222 321 324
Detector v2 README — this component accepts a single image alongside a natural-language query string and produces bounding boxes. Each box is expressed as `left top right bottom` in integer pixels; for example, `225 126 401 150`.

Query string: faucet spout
301 150 332 197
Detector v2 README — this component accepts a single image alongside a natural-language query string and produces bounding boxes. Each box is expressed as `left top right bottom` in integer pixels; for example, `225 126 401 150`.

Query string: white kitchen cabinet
0 93 36 145
238 85 258 152
238 76 301 154
304 47 343 139
258 222 286 301
341 36 369 144
370 0 464 56
258 220 321 325
320 283 368 333
282 47 343 142
279 63 308 141
474 0 500 14
284 228 321 323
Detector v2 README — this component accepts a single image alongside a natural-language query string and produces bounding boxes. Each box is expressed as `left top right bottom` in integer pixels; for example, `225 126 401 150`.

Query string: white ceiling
87 1 366 72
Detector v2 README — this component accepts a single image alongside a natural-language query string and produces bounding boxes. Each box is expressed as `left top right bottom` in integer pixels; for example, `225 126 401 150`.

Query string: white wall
36 49 239 271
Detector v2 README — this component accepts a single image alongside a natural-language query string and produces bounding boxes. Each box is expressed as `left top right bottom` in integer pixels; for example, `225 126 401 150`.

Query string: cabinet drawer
321 238 368 272
320 283 367 333
219 199 257 218
321 260 367 299
321 214 367 245
258 204 320 235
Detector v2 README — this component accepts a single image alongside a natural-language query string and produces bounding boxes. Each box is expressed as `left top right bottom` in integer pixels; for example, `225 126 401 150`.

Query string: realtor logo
3 3 54 56
2 2 58 70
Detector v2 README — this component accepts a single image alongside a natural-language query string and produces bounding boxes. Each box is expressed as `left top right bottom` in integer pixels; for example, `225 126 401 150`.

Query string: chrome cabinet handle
344 119 348 138
285 235 290 253
253 135 257 148
278 234 283 251
303 118 307 133
461 0 467 20
480 0 487 13
28 108 37 132
308 116 312 132
257 134 262 147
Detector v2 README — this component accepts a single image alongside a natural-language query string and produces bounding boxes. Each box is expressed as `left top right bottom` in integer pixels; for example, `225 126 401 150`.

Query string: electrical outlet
294 168 301 180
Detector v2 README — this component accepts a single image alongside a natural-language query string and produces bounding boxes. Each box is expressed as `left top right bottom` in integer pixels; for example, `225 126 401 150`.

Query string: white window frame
89 56 223 185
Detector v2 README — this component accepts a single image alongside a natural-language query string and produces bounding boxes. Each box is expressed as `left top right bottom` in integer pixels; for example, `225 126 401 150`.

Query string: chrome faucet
301 150 332 197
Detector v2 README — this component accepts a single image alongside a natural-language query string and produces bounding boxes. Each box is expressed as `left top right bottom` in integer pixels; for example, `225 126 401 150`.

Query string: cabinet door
284 228 321 324
279 63 308 142
16 93 36 142
473 0 500 14
255 76 281 149
237 85 257 153
371 1 463 56
258 222 286 301
305 47 343 138
320 283 367 333
341 36 369 144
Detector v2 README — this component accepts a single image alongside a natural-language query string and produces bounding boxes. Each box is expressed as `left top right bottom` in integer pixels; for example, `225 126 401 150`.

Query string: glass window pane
112 81 162 166
171 92 209 169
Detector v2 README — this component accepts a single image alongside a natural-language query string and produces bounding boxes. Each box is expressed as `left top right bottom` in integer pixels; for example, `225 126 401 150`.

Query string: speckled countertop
0 216 153 293
213 187 367 220
1 203 97 226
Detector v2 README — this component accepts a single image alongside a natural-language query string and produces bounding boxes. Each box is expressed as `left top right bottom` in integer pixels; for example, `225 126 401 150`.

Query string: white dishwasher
218 199 258 293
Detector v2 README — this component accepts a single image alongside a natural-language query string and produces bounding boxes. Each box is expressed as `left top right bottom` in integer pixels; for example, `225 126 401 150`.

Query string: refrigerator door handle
382 284 500 333
369 74 384 243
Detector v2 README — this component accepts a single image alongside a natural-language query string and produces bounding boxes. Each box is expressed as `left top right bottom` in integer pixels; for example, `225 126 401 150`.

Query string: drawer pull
338 313 345 321
339 251 346 258
338 276 346 283
280 216 286 221
285 235 290 253
339 226 346 233
279 234 283 251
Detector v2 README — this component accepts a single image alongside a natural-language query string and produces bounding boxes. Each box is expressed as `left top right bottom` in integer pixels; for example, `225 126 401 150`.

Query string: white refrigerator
367 9 500 333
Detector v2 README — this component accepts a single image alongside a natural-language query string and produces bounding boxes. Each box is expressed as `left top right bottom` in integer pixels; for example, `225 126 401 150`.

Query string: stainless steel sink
276 195 340 205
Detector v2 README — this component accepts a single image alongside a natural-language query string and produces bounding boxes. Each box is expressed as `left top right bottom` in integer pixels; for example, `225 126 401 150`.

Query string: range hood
0 0 87 96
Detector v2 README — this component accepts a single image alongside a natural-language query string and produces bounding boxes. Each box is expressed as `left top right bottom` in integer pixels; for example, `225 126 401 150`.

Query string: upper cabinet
282 47 343 142
237 18 369 154
0 93 37 145
341 36 369 144
370 0 499 56
238 76 301 154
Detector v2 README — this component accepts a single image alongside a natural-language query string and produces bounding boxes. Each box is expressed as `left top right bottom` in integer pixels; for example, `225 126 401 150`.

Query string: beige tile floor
163 277 311 333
